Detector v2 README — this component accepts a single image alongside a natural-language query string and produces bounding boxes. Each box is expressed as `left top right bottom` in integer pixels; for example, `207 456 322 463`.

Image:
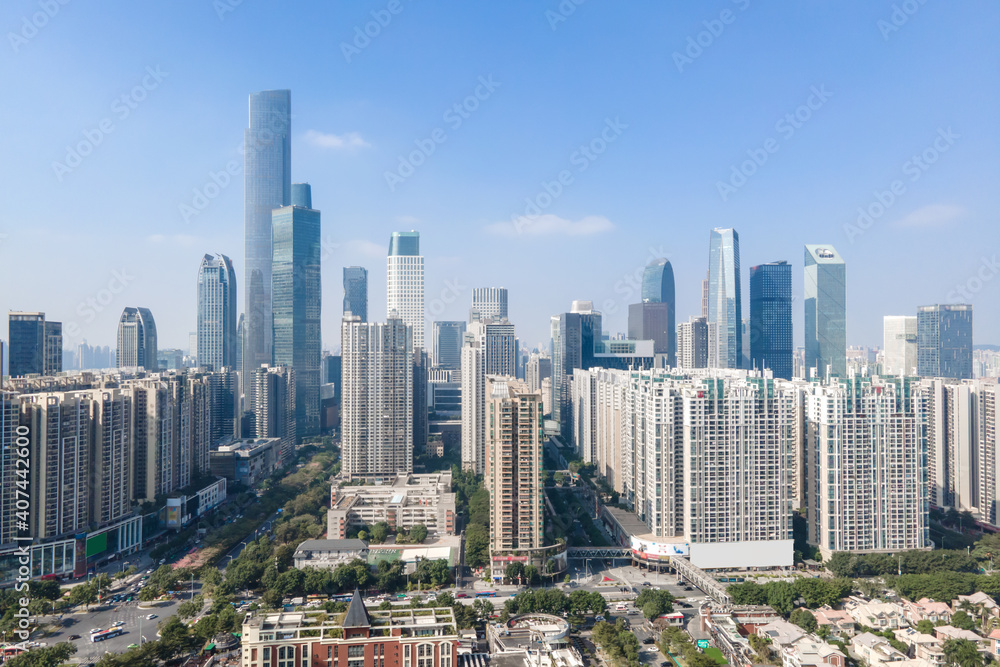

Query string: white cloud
893 204 966 229
484 214 615 237
304 130 370 150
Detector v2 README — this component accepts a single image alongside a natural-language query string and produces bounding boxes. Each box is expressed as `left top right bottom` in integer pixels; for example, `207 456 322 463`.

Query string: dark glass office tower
9 312 62 377
917 304 973 379
343 267 368 322
272 183 321 437
804 245 846 379
708 229 742 368
197 253 238 372
552 302 602 442
432 321 465 370
631 258 676 365
749 261 793 379
243 90 291 399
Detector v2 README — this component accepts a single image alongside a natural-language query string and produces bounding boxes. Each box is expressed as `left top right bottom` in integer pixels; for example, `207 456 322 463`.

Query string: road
220 510 281 571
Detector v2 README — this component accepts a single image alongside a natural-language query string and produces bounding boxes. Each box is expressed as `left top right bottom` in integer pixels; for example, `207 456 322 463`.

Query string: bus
331 594 353 603
92 628 124 643
475 591 497 598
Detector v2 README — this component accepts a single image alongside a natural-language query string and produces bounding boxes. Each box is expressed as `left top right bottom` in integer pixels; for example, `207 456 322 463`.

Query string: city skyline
0 2 997 356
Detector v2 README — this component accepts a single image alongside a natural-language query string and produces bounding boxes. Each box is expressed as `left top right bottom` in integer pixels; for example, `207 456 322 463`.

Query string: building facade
9 312 62 378
883 316 918 377
636 258 676 365
749 261 793 379
196 253 238 372
386 231 425 350
707 228 742 369
343 266 368 322
272 184 322 437
677 317 709 370
471 287 508 321
917 304 973 380
341 315 413 481
432 321 465 371
116 307 158 370
243 89 291 399
804 245 846 379
327 472 456 539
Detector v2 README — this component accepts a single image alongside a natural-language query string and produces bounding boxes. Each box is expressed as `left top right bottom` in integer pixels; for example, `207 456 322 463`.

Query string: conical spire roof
342 589 371 628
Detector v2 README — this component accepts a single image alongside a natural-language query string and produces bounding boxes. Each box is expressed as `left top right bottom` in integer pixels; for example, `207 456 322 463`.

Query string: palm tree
942 639 987 667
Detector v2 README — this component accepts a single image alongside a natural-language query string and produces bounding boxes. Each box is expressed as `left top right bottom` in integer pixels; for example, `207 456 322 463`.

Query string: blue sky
1 0 997 353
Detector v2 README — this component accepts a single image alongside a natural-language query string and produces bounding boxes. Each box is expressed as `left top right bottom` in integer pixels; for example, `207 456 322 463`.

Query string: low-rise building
893 628 944 665
904 598 952 625
852 632 908 667
933 626 985 647
988 629 1000 659
845 599 909 630
784 636 847 667
955 592 1000 620
813 606 856 639
292 539 369 570
327 471 457 539
241 591 458 667
209 437 280 487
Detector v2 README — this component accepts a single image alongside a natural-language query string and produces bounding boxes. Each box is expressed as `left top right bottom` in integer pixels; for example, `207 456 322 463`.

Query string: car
127 643 139 649
595 615 605 622
146 614 157 619
642 581 652 587
68 635 81 640
89 628 102 634
456 593 468 598
112 621 125 627
642 637 655 645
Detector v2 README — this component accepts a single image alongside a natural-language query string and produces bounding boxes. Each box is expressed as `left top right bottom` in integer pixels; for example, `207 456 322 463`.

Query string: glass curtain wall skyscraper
243 90 291 401
386 231 425 349
116 307 158 370
917 304 973 379
343 266 368 322
631 258 676 366
804 245 846 379
272 183 322 437
8 312 62 377
197 253 238 372
707 228 742 368
433 321 465 370
749 261 792 379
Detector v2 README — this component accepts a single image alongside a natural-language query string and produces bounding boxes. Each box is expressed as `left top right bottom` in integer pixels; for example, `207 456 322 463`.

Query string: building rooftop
294 539 368 553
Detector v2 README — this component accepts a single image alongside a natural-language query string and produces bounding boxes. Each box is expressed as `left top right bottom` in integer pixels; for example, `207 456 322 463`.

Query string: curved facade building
708 228 742 369
116 307 157 370
631 258 676 365
197 253 238 371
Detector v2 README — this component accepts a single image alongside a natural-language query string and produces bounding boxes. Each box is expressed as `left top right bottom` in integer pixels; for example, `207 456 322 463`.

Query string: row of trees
503 588 607 617
593 619 641 667
826 550 979 578
727 578 853 614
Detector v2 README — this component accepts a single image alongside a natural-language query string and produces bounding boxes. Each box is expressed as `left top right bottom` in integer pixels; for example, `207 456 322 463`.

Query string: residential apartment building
327 472 456 539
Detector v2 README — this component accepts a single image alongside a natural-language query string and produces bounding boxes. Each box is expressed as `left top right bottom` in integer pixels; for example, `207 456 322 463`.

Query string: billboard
630 536 689 560
85 532 108 558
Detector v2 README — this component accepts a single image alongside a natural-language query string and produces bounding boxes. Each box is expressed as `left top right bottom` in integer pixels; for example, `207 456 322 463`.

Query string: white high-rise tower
386 231 425 349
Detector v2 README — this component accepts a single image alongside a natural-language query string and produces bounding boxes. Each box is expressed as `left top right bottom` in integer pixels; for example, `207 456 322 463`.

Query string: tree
68 583 97 609
942 638 988 667
409 524 428 544
789 608 818 632
156 616 195 660
357 530 368 542
728 581 767 606
465 524 489 568
505 562 525 584
917 619 936 635
635 588 674 619
138 585 161 602
749 633 772 662
524 565 541 586
951 610 977 631
3 643 76 667
371 521 391 544
765 581 797 615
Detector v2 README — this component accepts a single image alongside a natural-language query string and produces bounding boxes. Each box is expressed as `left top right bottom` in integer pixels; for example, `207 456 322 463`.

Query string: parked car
456 593 468 598
68 635 81 640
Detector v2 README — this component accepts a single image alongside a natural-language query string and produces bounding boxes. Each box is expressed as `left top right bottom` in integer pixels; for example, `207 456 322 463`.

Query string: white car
89 628 102 634
112 621 125 627
146 614 158 620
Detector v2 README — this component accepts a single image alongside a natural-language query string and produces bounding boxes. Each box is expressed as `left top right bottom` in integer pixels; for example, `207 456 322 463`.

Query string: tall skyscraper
272 183 322 437
471 287 508 321
0 391 20 544
804 244 846 379
116 307 158 370
343 266 368 322
631 257 676 365
485 376 543 578
413 348 429 456
341 314 413 481
197 253 238 372
253 365 297 465
749 261 793 379
460 342 485 473
917 304 973 380
8 312 62 378
386 231 425 350
243 90 292 399
552 302 602 441
707 228 742 369
432 321 465 370
883 316 918 376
